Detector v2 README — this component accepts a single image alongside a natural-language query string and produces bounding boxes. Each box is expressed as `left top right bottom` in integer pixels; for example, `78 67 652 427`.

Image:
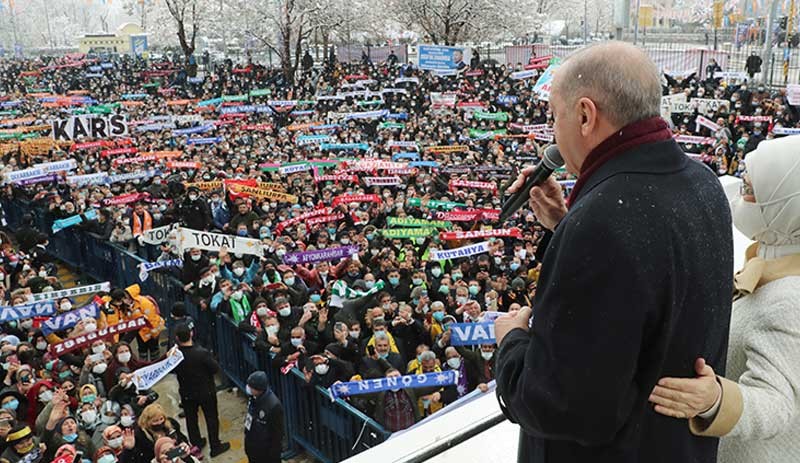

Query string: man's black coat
496 139 733 463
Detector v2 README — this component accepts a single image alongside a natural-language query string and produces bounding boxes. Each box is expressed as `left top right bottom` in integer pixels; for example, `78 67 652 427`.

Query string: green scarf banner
387 217 452 229
380 228 437 239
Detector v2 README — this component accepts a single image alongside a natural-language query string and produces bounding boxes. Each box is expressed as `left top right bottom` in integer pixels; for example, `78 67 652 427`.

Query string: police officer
244 371 284 463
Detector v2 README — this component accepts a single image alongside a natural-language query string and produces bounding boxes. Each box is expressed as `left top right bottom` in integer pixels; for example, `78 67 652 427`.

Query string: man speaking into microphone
494 42 733 462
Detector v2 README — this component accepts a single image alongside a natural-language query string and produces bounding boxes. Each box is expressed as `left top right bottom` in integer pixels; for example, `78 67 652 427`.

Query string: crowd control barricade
1 198 390 463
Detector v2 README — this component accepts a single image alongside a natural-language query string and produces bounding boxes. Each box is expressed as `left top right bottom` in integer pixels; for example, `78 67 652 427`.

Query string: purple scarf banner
282 245 359 265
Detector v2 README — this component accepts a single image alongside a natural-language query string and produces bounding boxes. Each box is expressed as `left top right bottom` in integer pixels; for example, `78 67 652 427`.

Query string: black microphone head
542 145 564 170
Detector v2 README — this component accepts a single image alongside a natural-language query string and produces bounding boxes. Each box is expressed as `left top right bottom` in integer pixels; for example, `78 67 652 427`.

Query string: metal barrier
1 198 390 463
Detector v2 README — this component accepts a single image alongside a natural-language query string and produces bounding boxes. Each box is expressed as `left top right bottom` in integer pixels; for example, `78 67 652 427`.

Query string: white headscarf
732 135 800 259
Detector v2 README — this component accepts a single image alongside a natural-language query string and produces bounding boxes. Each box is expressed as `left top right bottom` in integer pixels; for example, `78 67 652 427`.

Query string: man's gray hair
375 331 389 341
420 351 437 361
555 41 662 128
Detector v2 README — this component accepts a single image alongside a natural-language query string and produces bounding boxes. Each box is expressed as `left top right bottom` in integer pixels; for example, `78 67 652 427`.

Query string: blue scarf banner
409 160 440 168
320 143 369 151
52 209 97 233
329 370 458 400
172 125 213 136
0 301 56 323
344 109 388 120
392 152 420 161
450 322 496 346
198 97 222 107
187 137 224 145
386 113 409 120
121 94 148 100
41 302 101 336
138 258 183 281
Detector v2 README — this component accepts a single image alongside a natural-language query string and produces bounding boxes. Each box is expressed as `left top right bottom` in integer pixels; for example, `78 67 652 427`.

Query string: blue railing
2 199 390 463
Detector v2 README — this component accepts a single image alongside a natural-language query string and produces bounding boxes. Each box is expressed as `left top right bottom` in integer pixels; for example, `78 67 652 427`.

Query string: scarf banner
387 140 418 150
166 161 202 170
314 173 358 183
510 70 537 80
108 169 161 185
101 147 138 157
386 113 409 120
223 94 249 102
67 172 108 186
197 97 223 107
102 192 149 206
450 322 496 346
277 162 310 174
320 143 369 151
735 115 773 123
0 301 56 323
465 69 485 76
50 317 149 356
310 124 341 131
426 145 469 153
344 109 389 120
449 179 497 192
406 198 465 210
409 160 440 169
186 137 223 145
219 105 272 115
430 241 491 261
395 77 420 84
497 95 519 105
174 227 264 257
275 207 332 234
434 210 483 222
4 167 45 184
282 245 359 265
241 124 272 131
457 101 488 111
440 228 521 241
387 217 452 229
392 152 419 162
430 92 457 107
40 302 101 336
184 181 223 191
364 176 402 186
135 123 173 132
132 346 184 391
140 223 180 245
249 89 271 97
380 228 436 238
674 134 715 145
139 259 183 281
30 281 110 303
772 126 800 135
172 125 213 136
386 167 418 176
15 174 58 186
473 111 509 121
468 129 507 139
296 135 331 146
695 115 720 132
509 123 549 133
267 100 297 107
330 370 458 400
227 184 299 203
379 122 406 130
52 209 97 233
332 194 382 207
34 159 77 173
306 213 346 227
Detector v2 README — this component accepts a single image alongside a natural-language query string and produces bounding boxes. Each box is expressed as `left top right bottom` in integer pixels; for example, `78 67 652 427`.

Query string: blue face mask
63 433 78 443
2 399 18 410
438 285 450 295
59 371 71 380
327 228 336 235
379 352 389 359
388 277 400 286
291 338 303 347
510 263 520 271
310 294 321 303
469 286 480 296
237 230 248 237
82 394 96 404
412 278 423 286
366 233 374 241
432 312 444 323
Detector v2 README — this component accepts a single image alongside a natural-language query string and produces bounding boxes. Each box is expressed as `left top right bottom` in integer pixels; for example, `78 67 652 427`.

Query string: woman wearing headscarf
649 135 800 462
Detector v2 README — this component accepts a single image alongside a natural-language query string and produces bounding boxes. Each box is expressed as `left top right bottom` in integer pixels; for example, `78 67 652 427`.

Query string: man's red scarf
567 116 673 207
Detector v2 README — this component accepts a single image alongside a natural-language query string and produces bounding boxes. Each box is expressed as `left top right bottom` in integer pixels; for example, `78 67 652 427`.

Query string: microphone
500 145 564 222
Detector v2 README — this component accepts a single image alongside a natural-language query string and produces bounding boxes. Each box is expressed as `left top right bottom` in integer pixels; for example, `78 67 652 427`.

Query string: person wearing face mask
307 346 354 389
24 380 55 429
1 424 43 463
243 371 284 463
77 402 101 434
360 332 405 377
177 187 212 232
172 325 230 457
293 259 350 294
648 136 800 463
280 269 309 307
226 199 259 233
441 338 496 405
93 402 121 446
218 248 261 286
181 249 208 288
43 407 95 463
371 368 425 432
209 192 230 231
79 345 108 399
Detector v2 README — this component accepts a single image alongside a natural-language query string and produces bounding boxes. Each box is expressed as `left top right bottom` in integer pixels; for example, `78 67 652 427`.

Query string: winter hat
247 371 269 392
153 436 175 459
5 424 31 444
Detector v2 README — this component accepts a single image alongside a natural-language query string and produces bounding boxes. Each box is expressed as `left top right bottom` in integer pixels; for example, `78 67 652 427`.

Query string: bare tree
394 0 499 45
164 0 201 64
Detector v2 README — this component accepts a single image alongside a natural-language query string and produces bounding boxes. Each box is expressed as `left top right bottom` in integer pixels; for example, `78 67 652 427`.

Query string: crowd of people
0 42 794 463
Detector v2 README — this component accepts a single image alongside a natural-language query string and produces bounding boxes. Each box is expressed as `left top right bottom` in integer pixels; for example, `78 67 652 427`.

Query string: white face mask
480 351 494 361
38 271 48 278
431 267 442 277
349 330 360 339
120 416 135 427
92 362 107 374
315 363 330 375
107 436 123 449
39 390 53 403
232 290 243 301
731 196 767 241
84 323 97 332
233 267 245 277
36 341 47 351
92 344 106 354
257 307 268 317
61 302 72 312
278 307 291 317
81 409 97 424
446 357 461 369
191 254 202 261
266 325 279 336
117 352 131 364
101 414 118 424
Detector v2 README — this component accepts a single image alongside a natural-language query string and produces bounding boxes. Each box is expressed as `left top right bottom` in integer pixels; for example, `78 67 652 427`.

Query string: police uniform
244 372 284 463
